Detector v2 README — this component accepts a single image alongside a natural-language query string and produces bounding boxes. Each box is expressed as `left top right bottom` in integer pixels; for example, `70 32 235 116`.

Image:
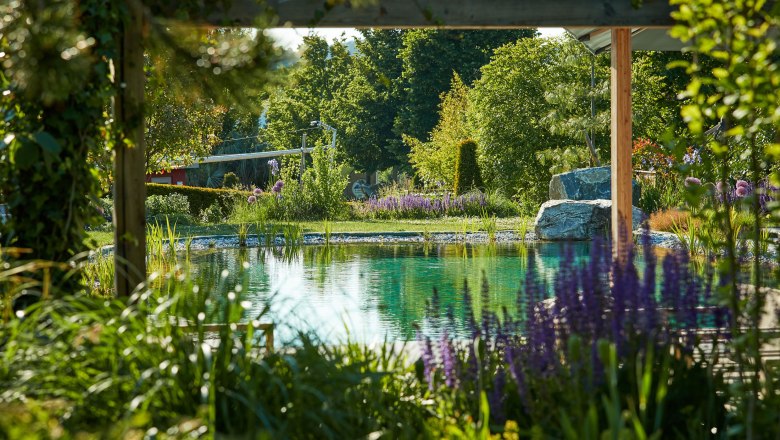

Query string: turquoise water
188 242 605 343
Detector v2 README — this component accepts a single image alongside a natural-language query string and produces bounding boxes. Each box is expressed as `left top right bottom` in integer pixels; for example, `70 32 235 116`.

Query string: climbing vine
0 0 277 293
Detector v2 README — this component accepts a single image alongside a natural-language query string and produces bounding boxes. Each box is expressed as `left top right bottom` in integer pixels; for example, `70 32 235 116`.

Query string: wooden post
610 28 632 261
114 0 147 297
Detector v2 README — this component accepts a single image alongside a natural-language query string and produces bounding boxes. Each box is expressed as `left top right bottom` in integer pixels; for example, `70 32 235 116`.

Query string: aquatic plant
323 220 332 246
237 223 249 247
480 210 498 242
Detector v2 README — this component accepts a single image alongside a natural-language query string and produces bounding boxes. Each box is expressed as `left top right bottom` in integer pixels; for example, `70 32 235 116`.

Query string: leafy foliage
0 0 121 283
144 47 225 174
329 30 405 172
146 183 247 218
394 29 537 143
408 73 470 187
671 0 780 435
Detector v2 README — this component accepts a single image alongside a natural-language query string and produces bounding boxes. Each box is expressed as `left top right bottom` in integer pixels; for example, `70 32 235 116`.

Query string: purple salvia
505 345 530 413
418 331 436 391
462 280 478 337
610 256 627 353
439 330 459 388
488 367 507 425
640 226 658 335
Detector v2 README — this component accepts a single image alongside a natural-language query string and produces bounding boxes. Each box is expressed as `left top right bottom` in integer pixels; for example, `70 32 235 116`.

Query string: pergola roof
565 28 683 54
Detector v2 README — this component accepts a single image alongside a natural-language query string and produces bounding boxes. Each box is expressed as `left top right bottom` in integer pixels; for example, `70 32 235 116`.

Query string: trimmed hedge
453 139 483 195
145 183 248 218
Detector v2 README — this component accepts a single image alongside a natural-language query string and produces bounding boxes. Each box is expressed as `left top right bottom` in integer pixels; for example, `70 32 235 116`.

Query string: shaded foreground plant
0 266 425 438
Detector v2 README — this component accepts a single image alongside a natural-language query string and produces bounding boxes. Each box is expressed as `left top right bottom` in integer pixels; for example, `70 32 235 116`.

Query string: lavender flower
272 180 284 194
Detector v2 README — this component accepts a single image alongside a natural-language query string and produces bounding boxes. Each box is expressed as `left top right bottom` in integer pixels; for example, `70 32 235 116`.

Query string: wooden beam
610 28 632 261
114 0 147 297
167 0 677 28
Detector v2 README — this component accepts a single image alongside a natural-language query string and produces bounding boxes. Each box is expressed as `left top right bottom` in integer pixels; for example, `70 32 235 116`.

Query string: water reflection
187 242 598 343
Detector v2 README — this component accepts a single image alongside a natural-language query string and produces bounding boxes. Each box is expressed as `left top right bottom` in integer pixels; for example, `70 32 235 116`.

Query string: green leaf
34 131 62 155
12 139 40 169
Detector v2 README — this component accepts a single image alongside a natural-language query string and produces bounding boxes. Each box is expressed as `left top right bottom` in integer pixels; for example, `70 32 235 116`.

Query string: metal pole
300 132 306 182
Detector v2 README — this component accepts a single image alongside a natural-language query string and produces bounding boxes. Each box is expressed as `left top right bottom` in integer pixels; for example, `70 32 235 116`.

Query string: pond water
187 242 614 343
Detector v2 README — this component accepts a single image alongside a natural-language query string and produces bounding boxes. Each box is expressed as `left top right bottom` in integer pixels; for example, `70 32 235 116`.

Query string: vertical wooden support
610 28 632 261
114 0 147 297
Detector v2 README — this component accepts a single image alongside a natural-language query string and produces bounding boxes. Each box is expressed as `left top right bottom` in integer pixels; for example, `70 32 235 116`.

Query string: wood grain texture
114 0 148 297
176 0 677 28
610 28 632 261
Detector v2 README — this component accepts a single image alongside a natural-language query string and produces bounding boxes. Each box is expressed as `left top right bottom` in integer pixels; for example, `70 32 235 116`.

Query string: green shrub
146 183 248 218
200 202 225 223
453 139 483 195
222 172 239 188
145 193 190 217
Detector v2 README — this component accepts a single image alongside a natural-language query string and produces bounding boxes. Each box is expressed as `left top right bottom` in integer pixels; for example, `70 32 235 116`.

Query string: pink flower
253 188 263 196
247 195 256 204
735 186 748 198
685 177 701 187
736 180 749 189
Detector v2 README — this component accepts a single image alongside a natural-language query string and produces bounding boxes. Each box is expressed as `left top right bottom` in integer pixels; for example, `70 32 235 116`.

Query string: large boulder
549 166 641 202
534 199 645 240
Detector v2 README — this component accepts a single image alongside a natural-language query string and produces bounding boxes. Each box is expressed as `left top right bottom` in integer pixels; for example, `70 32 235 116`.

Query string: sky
264 27 566 50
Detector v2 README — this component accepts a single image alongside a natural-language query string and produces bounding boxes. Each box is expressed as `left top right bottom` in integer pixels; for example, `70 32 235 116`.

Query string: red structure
145 168 186 186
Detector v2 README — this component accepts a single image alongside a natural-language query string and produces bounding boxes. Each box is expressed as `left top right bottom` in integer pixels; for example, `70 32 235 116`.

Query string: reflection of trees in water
186 241 596 340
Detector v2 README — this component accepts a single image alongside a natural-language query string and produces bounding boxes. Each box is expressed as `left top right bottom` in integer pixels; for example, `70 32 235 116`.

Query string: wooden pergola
115 0 679 296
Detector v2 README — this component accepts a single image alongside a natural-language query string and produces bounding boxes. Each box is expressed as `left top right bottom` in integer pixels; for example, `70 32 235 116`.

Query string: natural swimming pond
187 242 616 343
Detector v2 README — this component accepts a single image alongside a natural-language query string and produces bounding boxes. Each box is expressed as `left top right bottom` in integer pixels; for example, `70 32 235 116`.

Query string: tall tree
407 73 470 187
144 65 225 173
264 36 352 153
328 30 405 172
394 29 537 146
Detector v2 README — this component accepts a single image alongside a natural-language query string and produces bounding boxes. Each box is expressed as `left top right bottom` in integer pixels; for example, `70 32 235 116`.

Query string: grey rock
549 166 641 202
534 199 645 241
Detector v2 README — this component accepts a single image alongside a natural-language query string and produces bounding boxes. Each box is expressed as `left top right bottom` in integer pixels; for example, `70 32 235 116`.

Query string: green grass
87 217 534 247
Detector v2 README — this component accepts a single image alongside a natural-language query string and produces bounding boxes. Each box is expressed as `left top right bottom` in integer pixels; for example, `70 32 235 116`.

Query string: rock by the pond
549 166 641 202
534 199 645 240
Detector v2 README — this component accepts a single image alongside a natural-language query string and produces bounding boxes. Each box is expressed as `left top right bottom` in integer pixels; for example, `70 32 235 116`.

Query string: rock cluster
535 167 645 240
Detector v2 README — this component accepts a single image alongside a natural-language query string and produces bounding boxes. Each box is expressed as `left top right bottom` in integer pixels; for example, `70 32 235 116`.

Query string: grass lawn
88 216 534 247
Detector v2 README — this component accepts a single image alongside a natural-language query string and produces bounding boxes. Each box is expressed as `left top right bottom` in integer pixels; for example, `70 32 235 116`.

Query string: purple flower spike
439 330 458 388
684 176 702 187
268 159 279 176
418 331 436 391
